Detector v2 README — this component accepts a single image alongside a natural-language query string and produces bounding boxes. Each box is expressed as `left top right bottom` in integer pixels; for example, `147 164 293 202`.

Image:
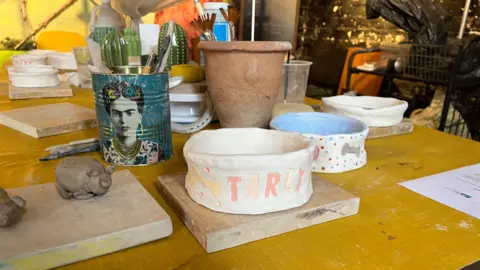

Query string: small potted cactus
101 28 142 67
157 20 188 71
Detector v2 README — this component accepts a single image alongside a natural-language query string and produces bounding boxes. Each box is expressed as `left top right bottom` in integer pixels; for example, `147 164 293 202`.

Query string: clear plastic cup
277 60 313 103
72 46 92 82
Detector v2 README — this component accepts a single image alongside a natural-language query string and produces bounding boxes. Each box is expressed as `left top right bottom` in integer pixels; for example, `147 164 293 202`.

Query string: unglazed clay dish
322 96 408 127
8 66 60 88
11 54 47 67
270 112 368 174
183 128 314 214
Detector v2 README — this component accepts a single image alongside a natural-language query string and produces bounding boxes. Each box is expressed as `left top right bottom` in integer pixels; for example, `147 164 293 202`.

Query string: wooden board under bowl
9 81 73 100
0 170 173 270
367 119 414 139
156 173 360 253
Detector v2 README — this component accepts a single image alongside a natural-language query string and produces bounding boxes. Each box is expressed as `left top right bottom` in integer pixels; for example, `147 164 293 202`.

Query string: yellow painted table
0 80 479 270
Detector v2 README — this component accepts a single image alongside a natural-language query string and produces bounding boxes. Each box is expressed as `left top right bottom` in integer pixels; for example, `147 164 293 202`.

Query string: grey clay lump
0 187 26 228
55 157 115 200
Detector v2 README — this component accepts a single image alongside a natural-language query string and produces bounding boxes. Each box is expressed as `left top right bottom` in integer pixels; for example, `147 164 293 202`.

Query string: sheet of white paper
139 24 160 55
400 164 480 219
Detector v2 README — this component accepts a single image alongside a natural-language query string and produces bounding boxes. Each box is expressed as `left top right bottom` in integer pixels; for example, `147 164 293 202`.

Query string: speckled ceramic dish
270 112 369 174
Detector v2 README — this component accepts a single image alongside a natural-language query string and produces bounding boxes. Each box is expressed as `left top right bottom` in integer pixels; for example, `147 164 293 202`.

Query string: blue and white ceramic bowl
270 112 369 173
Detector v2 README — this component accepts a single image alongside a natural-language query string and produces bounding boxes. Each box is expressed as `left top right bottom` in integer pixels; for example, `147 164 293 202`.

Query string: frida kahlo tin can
92 72 173 166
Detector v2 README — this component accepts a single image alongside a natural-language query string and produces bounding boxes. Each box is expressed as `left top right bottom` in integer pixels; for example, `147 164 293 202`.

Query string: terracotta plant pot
198 41 292 128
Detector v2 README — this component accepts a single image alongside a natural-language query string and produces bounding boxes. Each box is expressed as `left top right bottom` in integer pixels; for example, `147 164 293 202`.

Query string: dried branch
20 0 33 35
88 0 98 6
14 0 79 50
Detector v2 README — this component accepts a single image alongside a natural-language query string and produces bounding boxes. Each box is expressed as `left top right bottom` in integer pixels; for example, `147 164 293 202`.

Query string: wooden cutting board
0 102 97 138
156 173 360 253
0 170 173 270
9 82 73 100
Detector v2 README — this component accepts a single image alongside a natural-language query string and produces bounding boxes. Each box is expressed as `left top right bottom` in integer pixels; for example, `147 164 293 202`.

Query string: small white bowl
7 65 56 73
27 49 56 56
8 66 60 88
46 52 78 70
11 54 47 67
270 112 369 174
183 128 315 214
322 96 408 127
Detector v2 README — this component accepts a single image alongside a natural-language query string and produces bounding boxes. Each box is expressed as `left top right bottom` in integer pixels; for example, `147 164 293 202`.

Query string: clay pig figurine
55 157 115 200
0 187 26 228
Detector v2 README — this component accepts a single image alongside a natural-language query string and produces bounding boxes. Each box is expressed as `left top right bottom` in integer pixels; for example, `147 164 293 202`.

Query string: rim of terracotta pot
198 41 292 52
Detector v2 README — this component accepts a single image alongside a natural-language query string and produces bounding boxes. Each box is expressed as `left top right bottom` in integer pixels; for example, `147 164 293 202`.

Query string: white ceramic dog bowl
11 54 47 67
322 96 408 127
270 112 369 174
8 66 60 88
183 128 315 214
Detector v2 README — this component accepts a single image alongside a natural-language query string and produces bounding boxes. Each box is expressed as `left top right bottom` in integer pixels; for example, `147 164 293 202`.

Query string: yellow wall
0 0 155 41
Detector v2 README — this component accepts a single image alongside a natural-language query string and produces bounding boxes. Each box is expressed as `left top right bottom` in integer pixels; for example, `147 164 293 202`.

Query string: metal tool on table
153 35 172 73
40 137 100 161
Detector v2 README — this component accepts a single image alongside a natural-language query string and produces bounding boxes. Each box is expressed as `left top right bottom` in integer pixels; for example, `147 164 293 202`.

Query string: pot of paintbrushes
90 28 174 166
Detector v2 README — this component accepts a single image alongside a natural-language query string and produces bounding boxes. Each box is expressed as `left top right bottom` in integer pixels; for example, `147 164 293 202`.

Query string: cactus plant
157 21 188 71
101 30 128 67
124 28 141 65
90 27 116 44
124 29 141 57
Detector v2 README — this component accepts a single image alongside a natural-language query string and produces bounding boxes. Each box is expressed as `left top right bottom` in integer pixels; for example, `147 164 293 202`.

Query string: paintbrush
191 15 217 41
193 0 205 16
142 46 156 74
201 13 217 41
191 18 206 35
220 7 229 21
228 6 240 23
220 6 240 41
